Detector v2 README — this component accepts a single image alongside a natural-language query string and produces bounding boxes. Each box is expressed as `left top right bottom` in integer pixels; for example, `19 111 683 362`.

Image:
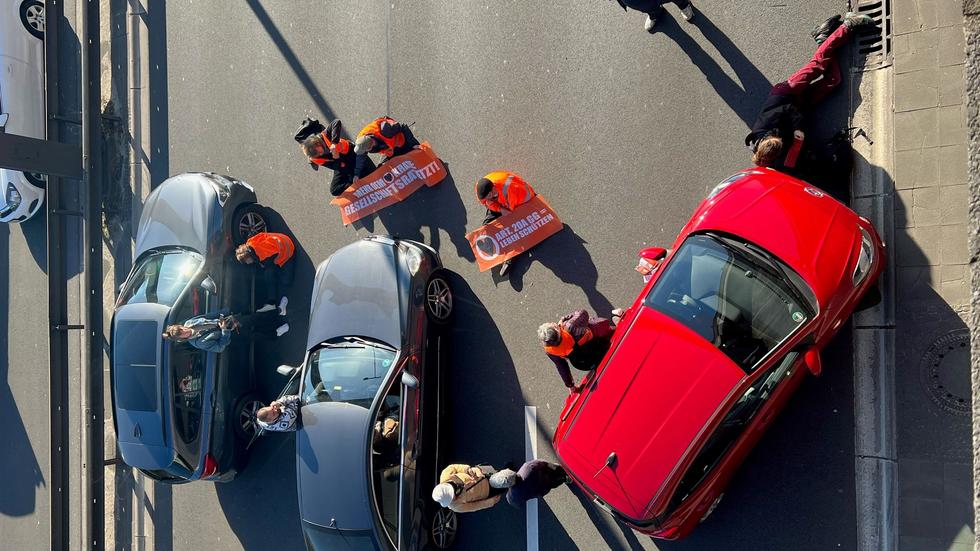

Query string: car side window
371 383 403 548
171 343 205 466
667 351 800 512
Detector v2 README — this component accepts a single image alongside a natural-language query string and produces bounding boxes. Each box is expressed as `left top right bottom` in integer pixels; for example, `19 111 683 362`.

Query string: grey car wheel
24 172 46 189
20 1 45 39
425 275 453 323
430 508 457 549
234 395 264 440
235 205 267 244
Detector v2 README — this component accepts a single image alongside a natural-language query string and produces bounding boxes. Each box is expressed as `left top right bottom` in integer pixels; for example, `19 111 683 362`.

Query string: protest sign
466 195 564 272
330 142 446 225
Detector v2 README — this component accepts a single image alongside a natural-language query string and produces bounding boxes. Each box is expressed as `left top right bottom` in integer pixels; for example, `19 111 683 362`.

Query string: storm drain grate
918 329 971 417
851 0 892 67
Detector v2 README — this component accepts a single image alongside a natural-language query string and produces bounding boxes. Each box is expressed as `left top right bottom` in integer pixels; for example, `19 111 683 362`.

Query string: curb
849 52 898 551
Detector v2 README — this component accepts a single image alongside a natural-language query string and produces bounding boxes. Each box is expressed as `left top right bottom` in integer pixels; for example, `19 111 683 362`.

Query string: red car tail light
201 454 219 479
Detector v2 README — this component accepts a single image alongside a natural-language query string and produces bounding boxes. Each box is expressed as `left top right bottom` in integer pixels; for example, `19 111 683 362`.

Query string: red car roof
685 169 861 307
556 307 744 519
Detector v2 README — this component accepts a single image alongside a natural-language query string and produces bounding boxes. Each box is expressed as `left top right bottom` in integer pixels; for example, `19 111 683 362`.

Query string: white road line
524 406 538 551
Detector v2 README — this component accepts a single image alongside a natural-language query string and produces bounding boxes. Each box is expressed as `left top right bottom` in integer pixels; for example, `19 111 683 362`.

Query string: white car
0 0 46 223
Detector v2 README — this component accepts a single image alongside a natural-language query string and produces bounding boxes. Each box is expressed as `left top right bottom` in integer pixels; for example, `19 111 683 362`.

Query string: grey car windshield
644 234 814 373
119 250 203 307
302 338 398 408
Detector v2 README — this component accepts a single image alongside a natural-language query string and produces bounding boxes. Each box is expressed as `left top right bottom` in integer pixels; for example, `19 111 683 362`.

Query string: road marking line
524 405 538 551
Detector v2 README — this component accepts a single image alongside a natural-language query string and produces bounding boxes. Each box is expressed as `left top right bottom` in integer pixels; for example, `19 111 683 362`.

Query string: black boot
811 14 842 44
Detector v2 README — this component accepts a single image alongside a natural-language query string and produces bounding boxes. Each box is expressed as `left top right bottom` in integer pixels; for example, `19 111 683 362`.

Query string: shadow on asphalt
658 12 773 129
0 224 46 517
505 224 616 318
356 165 476 264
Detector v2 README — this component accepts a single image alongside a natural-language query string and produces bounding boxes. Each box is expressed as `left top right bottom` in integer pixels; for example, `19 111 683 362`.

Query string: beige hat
354 135 374 155
431 483 455 508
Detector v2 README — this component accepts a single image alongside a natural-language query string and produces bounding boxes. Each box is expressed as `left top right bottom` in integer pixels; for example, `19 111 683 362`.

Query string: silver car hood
306 239 403 350
135 174 216 257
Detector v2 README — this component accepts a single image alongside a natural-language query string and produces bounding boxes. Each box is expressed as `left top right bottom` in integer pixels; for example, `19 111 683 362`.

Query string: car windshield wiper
341 336 398 352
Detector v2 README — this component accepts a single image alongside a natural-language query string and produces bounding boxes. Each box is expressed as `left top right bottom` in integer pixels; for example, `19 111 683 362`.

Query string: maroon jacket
547 309 614 387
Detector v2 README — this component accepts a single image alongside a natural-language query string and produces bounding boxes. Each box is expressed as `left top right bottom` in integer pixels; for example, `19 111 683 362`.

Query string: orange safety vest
478 171 535 212
543 326 593 357
310 131 351 166
246 232 295 267
356 117 405 157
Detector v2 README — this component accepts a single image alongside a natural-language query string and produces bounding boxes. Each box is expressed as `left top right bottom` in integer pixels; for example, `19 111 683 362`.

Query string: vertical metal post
81 0 105 548
44 1 70 550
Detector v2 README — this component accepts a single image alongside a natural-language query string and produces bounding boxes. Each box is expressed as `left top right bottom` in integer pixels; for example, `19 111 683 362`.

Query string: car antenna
593 452 617 479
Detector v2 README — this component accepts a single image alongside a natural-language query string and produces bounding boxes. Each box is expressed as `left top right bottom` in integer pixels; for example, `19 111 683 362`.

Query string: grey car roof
306 239 403 351
134 173 217 257
296 402 374 530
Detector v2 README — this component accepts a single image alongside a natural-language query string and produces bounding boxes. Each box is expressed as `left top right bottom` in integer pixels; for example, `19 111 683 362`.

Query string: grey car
109 172 270 483
275 236 457 550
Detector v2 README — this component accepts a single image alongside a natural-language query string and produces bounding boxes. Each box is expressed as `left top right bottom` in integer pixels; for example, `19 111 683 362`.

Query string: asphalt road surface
118 1 858 550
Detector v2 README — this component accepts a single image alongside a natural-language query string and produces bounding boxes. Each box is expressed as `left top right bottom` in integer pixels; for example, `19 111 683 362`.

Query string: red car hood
688 170 861 307
556 307 744 520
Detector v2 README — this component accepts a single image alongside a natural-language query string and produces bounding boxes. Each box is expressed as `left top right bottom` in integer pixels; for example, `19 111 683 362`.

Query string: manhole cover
919 330 971 416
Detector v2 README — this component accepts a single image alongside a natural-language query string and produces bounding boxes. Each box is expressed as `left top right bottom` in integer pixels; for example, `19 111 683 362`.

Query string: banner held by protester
466 195 564 272
330 142 446 225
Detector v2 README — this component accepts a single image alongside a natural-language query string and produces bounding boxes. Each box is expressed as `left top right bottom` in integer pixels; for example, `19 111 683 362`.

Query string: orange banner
466 195 564 272
330 142 446 225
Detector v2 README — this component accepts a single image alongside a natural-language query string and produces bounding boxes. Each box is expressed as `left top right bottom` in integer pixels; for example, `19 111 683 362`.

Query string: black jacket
353 122 420 176
744 93 804 150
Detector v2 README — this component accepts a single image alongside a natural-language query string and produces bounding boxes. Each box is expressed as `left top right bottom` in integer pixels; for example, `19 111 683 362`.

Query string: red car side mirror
638 247 668 261
804 349 822 376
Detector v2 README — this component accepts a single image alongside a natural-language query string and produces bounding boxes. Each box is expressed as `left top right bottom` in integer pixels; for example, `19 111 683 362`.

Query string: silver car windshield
119 250 203 307
302 337 398 408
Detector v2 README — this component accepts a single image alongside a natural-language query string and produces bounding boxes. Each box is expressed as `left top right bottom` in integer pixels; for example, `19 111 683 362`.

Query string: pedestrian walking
162 307 289 353
745 12 876 170
235 231 296 309
505 460 569 507
353 116 420 179
431 463 512 513
611 0 695 33
295 117 377 196
538 309 615 393
256 395 300 432
475 171 537 275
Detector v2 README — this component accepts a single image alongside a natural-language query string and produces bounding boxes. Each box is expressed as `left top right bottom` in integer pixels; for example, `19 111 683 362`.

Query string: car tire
233 204 268 245
24 172 46 189
428 507 457 550
424 273 453 324
233 392 264 441
20 0 45 40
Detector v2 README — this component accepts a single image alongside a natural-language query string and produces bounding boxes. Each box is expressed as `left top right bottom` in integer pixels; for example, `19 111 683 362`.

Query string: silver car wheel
22 1 45 35
431 508 457 549
239 400 263 436
426 277 452 321
238 210 267 240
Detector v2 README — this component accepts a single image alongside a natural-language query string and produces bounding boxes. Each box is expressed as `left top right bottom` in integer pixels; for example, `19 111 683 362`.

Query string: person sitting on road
475 171 537 276
162 307 288 353
539 309 615 394
352 116 420 180
235 231 296 311
431 464 511 514
295 117 377 197
256 395 301 432
745 12 876 170
505 460 570 507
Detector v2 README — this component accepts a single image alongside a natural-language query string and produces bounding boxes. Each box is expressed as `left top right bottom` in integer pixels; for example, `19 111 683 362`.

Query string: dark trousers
620 0 690 14
259 261 295 305
770 25 851 107
330 156 377 196
234 310 287 338
483 208 502 225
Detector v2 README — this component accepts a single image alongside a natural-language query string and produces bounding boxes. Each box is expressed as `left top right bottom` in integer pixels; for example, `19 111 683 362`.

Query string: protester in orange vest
353 116 420 179
476 171 537 275
295 117 377 196
235 232 296 309
538 309 614 394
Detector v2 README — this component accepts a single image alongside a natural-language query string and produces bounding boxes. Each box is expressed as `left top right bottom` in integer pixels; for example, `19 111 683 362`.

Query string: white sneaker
681 5 695 22
499 259 513 276
276 323 290 337
256 304 276 313
278 296 288 316
644 13 658 32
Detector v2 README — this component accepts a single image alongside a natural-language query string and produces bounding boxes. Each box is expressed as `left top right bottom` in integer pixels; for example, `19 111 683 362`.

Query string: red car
553 168 885 539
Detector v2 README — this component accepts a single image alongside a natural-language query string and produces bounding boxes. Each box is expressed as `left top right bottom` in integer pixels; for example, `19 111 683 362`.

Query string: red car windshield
644 234 814 373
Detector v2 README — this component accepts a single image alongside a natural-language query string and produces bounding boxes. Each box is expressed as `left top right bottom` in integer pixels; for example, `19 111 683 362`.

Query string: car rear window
114 321 160 412
644 234 813 373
